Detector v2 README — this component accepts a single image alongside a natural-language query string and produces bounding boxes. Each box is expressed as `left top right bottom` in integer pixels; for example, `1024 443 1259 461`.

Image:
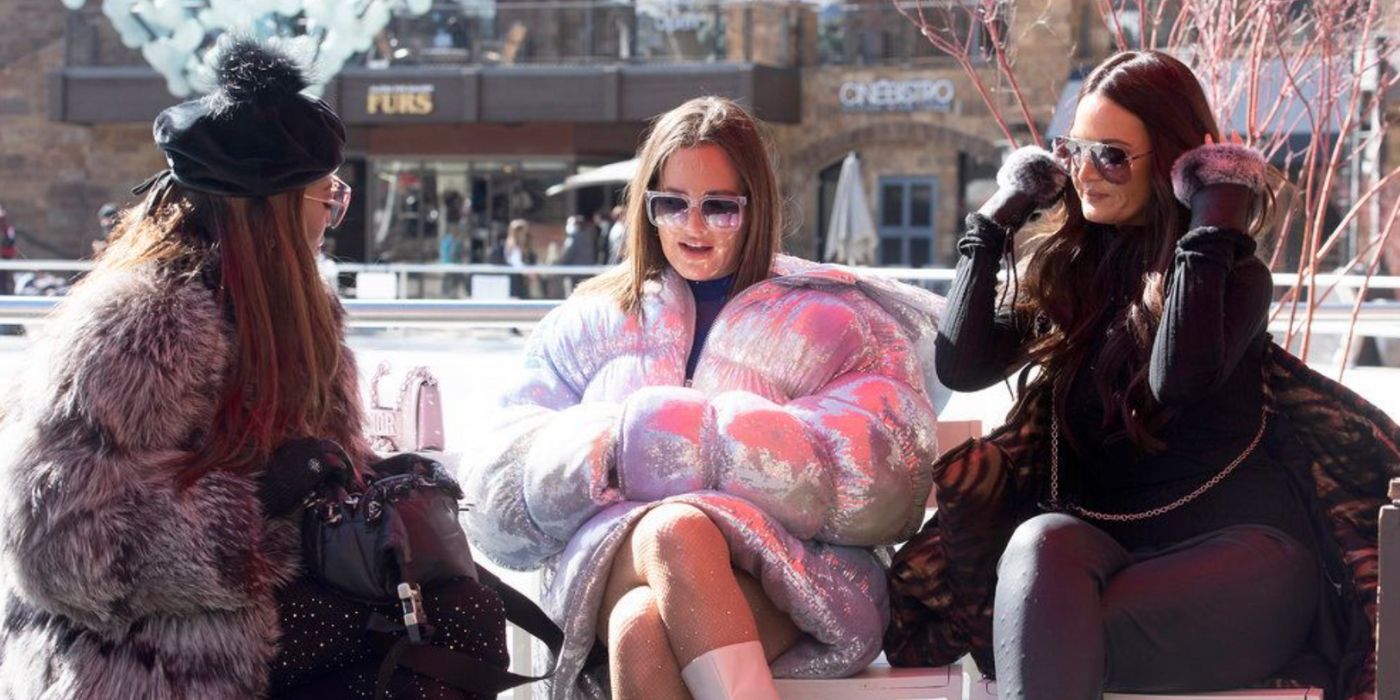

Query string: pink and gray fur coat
0 263 371 699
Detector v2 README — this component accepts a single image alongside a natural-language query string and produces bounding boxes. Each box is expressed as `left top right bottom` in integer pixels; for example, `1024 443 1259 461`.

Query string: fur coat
463 255 946 698
0 263 371 699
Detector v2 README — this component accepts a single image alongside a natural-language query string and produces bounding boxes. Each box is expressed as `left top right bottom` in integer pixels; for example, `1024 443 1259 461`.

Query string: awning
545 158 640 196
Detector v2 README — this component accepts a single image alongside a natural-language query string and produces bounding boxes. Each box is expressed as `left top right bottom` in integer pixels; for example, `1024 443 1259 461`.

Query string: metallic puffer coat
463 255 944 698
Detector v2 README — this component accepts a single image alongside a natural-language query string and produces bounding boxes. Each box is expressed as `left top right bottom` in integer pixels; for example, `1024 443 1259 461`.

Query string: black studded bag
300 451 561 699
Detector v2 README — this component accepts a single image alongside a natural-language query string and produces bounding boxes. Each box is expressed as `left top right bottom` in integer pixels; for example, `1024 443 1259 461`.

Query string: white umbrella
546 158 640 197
823 152 878 265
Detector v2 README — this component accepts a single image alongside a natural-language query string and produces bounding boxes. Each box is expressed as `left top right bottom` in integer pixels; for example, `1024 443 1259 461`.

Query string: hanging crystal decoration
58 0 436 98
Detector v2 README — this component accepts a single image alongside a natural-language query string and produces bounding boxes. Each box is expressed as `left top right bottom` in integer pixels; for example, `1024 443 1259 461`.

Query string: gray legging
993 513 1318 699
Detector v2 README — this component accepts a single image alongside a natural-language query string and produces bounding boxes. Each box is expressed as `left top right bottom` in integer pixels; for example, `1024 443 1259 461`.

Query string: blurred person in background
504 218 537 299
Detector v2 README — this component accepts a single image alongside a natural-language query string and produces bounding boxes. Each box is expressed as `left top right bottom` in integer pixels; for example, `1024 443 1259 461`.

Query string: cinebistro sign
839 78 956 113
367 84 436 116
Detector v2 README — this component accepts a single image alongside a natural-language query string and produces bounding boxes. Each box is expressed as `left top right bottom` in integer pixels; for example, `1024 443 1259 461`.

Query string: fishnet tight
597 504 804 700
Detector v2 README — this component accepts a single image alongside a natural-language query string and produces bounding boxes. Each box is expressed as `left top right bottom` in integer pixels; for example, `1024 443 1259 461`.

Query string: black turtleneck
686 274 735 380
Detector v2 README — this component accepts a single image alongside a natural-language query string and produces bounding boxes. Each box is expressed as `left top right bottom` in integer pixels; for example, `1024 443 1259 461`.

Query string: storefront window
877 176 937 268
366 159 572 263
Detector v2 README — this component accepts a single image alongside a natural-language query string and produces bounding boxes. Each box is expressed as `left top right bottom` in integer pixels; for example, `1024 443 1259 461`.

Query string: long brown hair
94 183 354 485
578 96 782 314
1015 50 1256 451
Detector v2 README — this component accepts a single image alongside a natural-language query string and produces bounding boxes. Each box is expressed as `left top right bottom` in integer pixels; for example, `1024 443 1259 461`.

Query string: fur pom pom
996 146 1069 208
212 37 311 101
1171 143 1268 206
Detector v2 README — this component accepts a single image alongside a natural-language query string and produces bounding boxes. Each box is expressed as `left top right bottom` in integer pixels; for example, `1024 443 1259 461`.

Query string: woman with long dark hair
464 96 943 699
0 39 503 699
886 50 1396 699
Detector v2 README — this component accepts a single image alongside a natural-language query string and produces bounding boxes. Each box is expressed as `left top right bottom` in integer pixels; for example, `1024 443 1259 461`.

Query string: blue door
877 176 937 267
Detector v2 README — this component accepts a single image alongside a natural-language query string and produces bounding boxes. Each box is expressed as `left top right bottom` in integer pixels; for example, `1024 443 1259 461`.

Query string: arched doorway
813 159 845 262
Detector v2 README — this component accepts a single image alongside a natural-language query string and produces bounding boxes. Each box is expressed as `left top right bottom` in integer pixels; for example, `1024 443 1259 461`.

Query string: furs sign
839 78 956 113
367 84 436 116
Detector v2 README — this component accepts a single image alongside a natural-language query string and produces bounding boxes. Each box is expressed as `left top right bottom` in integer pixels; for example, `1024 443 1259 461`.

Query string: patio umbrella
823 152 878 265
546 158 640 196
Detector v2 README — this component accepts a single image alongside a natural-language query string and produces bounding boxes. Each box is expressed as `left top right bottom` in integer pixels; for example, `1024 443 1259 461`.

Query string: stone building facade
1 0 1394 270
768 0 1109 263
0 0 163 257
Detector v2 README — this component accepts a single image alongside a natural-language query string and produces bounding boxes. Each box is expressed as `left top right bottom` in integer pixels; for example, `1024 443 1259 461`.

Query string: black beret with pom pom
212 37 312 103
151 37 345 197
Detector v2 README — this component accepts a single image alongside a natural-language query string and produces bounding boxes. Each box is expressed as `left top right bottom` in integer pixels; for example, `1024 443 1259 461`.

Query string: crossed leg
597 503 806 700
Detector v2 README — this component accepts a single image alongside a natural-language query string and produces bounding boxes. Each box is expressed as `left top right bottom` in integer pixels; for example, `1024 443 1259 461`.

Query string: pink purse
366 362 445 453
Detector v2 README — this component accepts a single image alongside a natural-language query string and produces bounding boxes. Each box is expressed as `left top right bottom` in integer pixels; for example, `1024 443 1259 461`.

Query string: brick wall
0 0 161 258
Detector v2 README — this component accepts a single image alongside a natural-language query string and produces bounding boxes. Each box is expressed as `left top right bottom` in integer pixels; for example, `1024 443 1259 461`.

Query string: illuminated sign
367 84 436 116
839 78 956 113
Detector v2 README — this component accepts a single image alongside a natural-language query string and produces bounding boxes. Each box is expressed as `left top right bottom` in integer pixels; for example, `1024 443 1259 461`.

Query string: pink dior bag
366 361 445 453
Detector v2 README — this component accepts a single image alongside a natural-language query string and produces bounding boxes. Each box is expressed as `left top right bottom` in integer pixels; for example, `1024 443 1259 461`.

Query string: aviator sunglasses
1051 136 1151 185
645 191 747 231
304 175 352 229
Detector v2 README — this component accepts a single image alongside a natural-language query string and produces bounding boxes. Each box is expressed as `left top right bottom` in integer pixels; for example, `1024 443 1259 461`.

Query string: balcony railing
63 0 972 71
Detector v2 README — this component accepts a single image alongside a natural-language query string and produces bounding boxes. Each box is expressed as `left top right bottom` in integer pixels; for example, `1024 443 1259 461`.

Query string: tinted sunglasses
644 190 747 231
305 175 352 229
1051 136 1151 185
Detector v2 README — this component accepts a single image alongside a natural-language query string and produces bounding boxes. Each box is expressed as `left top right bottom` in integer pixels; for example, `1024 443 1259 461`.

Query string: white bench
966 677 1322 699
775 659 961 700
490 417 1325 699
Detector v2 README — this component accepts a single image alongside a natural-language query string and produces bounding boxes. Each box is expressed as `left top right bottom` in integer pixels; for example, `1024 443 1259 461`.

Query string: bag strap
372 573 565 699
478 568 563 652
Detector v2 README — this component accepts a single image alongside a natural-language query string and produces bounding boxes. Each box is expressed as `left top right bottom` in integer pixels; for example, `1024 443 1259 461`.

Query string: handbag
301 450 561 699
366 362 445 453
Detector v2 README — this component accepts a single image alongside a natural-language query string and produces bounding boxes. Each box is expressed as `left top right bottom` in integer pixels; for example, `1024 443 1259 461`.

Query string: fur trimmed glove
1171 143 1268 232
978 145 1070 230
258 437 353 518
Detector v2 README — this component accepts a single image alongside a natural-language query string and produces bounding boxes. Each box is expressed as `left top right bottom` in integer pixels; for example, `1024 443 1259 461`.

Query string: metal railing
0 293 1396 335
7 259 1400 286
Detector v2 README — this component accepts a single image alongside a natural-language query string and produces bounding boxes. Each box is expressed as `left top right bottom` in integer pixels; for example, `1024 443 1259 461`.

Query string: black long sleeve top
937 214 1315 551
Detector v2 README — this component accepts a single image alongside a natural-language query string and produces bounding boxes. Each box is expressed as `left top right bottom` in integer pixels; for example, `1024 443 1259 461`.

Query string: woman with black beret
0 37 498 699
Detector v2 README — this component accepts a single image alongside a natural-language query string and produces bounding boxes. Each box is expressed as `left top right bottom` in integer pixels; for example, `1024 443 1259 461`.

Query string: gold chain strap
1047 394 1270 522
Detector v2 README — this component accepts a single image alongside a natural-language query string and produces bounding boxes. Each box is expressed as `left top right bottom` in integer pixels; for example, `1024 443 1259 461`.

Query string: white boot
680 640 782 700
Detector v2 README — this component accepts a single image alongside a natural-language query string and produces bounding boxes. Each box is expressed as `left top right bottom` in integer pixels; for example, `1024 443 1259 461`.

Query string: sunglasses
644 190 747 231
1051 136 1151 185
305 176 352 229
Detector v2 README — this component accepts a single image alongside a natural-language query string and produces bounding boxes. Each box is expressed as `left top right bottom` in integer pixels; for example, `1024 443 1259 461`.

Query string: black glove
258 438 352 518
369 452 437 478
978 145 1070 230
1171 143 1267 232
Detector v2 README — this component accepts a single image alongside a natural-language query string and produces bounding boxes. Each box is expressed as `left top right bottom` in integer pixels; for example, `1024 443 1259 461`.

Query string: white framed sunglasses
644 190 747 231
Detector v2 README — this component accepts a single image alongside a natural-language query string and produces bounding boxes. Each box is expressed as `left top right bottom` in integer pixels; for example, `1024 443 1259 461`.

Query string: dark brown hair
1016 50 1225 450
577 96 782 314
